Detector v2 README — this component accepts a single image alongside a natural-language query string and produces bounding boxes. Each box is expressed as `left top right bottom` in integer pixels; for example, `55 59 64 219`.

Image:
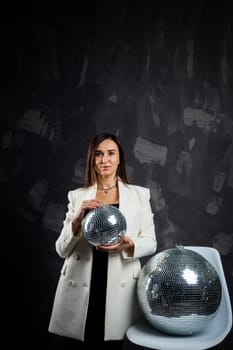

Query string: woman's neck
97 177 117 188
96 177 119 203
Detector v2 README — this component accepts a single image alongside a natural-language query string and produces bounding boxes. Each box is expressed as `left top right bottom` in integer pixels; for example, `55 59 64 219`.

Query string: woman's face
94 138 120 179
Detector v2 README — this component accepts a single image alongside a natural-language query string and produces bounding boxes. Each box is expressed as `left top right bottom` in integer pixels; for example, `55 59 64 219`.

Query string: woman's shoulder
68 186 91 198
121 182 150 195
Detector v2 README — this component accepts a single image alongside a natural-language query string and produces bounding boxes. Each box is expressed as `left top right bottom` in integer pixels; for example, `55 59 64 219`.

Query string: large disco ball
137 246 222 335
82 204 127 246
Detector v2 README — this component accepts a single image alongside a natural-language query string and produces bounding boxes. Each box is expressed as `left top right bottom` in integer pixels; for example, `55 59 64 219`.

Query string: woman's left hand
97 236 134 254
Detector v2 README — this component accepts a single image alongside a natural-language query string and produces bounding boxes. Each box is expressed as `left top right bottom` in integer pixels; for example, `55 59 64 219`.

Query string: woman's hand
72 199 102 236
97 236 134 256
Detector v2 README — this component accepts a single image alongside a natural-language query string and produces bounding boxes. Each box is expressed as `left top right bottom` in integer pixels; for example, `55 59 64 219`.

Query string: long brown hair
84 133 129 187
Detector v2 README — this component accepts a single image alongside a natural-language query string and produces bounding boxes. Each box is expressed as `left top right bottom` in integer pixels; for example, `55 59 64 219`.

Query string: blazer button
121 281 126 288
68 279 76 287
75 254 80 260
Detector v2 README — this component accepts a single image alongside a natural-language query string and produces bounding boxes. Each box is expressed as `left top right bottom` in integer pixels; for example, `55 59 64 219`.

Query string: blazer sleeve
122 186 157 261
55 190 83 258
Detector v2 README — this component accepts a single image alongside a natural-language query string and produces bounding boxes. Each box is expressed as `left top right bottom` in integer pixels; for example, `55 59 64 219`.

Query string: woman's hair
84 133 129 187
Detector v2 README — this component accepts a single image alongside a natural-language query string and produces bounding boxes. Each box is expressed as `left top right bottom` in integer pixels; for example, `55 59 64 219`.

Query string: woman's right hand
72 199 102 236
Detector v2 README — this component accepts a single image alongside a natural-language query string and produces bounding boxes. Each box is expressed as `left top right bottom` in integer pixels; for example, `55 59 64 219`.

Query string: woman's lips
101 166 110 170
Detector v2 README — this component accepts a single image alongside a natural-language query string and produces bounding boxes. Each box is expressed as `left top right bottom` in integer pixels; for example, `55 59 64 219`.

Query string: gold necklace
98 183 117 194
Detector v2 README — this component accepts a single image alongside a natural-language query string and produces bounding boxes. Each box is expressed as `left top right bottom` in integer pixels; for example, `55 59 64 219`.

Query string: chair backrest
126 245 232 350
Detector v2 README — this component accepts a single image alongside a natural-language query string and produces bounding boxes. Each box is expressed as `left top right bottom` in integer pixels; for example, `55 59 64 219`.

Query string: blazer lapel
118 180 132 215
82 184 97 200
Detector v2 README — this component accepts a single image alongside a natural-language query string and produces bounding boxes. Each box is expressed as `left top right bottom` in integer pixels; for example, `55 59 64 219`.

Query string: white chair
127 246 232 350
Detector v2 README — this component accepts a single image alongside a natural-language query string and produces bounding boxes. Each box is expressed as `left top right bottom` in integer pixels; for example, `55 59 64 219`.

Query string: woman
48 133 157 349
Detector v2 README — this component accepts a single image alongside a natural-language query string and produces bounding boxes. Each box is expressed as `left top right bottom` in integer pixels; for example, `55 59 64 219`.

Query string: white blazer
48 180 157 341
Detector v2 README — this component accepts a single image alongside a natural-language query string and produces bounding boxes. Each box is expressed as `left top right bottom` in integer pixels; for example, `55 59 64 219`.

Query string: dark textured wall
1 1 233 348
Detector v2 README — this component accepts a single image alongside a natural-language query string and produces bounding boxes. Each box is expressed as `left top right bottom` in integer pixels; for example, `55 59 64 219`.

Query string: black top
84 204 119 342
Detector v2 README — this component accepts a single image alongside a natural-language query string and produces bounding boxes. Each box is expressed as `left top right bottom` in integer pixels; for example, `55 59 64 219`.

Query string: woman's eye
95 152 102 157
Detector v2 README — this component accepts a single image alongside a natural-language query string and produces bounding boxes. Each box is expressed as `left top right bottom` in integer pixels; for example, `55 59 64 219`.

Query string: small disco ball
137 246 222 335
82 204 127 246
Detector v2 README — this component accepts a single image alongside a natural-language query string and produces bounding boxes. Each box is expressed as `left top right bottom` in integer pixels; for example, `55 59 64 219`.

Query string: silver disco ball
82 204 127 246
137 246 222 335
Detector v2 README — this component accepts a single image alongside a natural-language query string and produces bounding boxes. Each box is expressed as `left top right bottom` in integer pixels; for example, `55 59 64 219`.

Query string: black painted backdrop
1 1 232 349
